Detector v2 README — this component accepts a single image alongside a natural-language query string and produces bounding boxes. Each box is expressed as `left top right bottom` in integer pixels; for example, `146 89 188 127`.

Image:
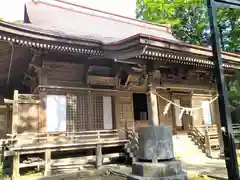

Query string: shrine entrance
133 93 148 131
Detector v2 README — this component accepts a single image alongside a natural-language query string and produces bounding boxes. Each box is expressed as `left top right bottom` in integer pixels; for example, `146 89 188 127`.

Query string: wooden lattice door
91 95 104 130
119 96 134 131
67 94 88 131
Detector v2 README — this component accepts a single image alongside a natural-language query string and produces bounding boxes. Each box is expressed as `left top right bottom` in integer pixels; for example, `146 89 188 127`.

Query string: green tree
217 8 240 52
136 0 240 111
136 0 240 51
136 0 209 45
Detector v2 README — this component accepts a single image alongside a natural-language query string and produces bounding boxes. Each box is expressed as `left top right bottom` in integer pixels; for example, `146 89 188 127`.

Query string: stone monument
127 126 187 180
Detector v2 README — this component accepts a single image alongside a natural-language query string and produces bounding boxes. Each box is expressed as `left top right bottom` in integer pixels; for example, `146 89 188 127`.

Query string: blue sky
0 0 136 21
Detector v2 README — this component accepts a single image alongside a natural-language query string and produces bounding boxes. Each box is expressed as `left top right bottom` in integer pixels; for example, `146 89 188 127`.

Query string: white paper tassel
163 102 171 115
179 108 185 120
190 110 193 116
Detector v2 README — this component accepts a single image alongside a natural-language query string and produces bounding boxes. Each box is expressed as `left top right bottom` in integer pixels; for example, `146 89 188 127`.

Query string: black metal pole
206 0 239 179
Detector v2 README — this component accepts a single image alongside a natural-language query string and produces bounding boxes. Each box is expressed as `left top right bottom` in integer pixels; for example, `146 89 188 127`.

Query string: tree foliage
136 0 240 110
136 0 240 51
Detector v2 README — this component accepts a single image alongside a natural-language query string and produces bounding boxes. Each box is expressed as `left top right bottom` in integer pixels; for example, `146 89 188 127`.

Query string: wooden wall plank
43 61 85 86
119 94 134 131
18 103 39 133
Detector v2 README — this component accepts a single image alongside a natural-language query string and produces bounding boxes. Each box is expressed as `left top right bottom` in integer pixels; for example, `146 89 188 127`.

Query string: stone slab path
173 134 228 178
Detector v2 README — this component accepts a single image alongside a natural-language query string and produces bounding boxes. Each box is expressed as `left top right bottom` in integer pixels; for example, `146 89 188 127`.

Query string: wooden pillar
146 64 159 126
12 152 20 179
87 92 93 130
12 90 19 134
205 129 212 158
114 95 125 139
147 89 159 126
114 96 120 129
183 93 192 131
95 144 102 168
44 149 51 176
39 91 47 133
213 96 224 156
38 61 48 133
170 92 177 135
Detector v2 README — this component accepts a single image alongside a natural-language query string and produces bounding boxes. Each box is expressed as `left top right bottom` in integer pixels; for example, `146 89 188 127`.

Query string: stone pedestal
137 126 174 161
127 126 187 180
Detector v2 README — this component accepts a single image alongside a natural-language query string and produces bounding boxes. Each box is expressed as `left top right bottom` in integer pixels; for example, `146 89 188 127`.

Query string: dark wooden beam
28 53 42 71
83 61 90 85
114 58 145 65
6 43 15 89
104 45 146 60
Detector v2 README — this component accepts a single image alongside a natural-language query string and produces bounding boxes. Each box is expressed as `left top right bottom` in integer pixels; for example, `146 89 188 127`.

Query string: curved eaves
0 21 103 51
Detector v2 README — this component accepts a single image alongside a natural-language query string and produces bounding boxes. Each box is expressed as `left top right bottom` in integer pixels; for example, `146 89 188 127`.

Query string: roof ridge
33 0 172 33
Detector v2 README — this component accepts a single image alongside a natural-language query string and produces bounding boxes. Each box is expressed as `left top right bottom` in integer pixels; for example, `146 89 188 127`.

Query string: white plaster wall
46 95 67 132
103 96 113 129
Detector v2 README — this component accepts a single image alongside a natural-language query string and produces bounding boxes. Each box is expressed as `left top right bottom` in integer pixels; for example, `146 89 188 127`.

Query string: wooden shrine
0 0 239 178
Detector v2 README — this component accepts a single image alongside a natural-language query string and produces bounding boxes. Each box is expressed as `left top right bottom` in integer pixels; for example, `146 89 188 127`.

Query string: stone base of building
127 161 187 180
127 171 187 180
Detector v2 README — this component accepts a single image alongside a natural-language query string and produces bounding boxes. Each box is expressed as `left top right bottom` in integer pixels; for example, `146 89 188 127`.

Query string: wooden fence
4 90 40 135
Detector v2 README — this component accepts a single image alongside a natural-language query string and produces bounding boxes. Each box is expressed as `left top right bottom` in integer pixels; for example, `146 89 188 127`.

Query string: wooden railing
189 124 240 157
188 125 207 153
4 129 128 152
2 129 129 177
232 124 240 147
188 124 220 157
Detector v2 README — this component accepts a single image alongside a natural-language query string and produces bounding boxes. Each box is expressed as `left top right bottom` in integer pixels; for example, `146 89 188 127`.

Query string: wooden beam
6 44 14 89
112 62 119 88
44 149 51 176
24 73 34 80
87 75 117 86
4 98 13 104
12 90 18 134
4 98 40 104
29 64 41 72
27 53 42 75
114 58 145 65
95 144 102 168
83 62 89 85
12 152 20 179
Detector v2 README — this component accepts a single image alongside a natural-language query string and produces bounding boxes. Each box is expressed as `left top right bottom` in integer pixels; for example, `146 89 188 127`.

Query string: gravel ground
63 174 126 180
37 166 129 180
